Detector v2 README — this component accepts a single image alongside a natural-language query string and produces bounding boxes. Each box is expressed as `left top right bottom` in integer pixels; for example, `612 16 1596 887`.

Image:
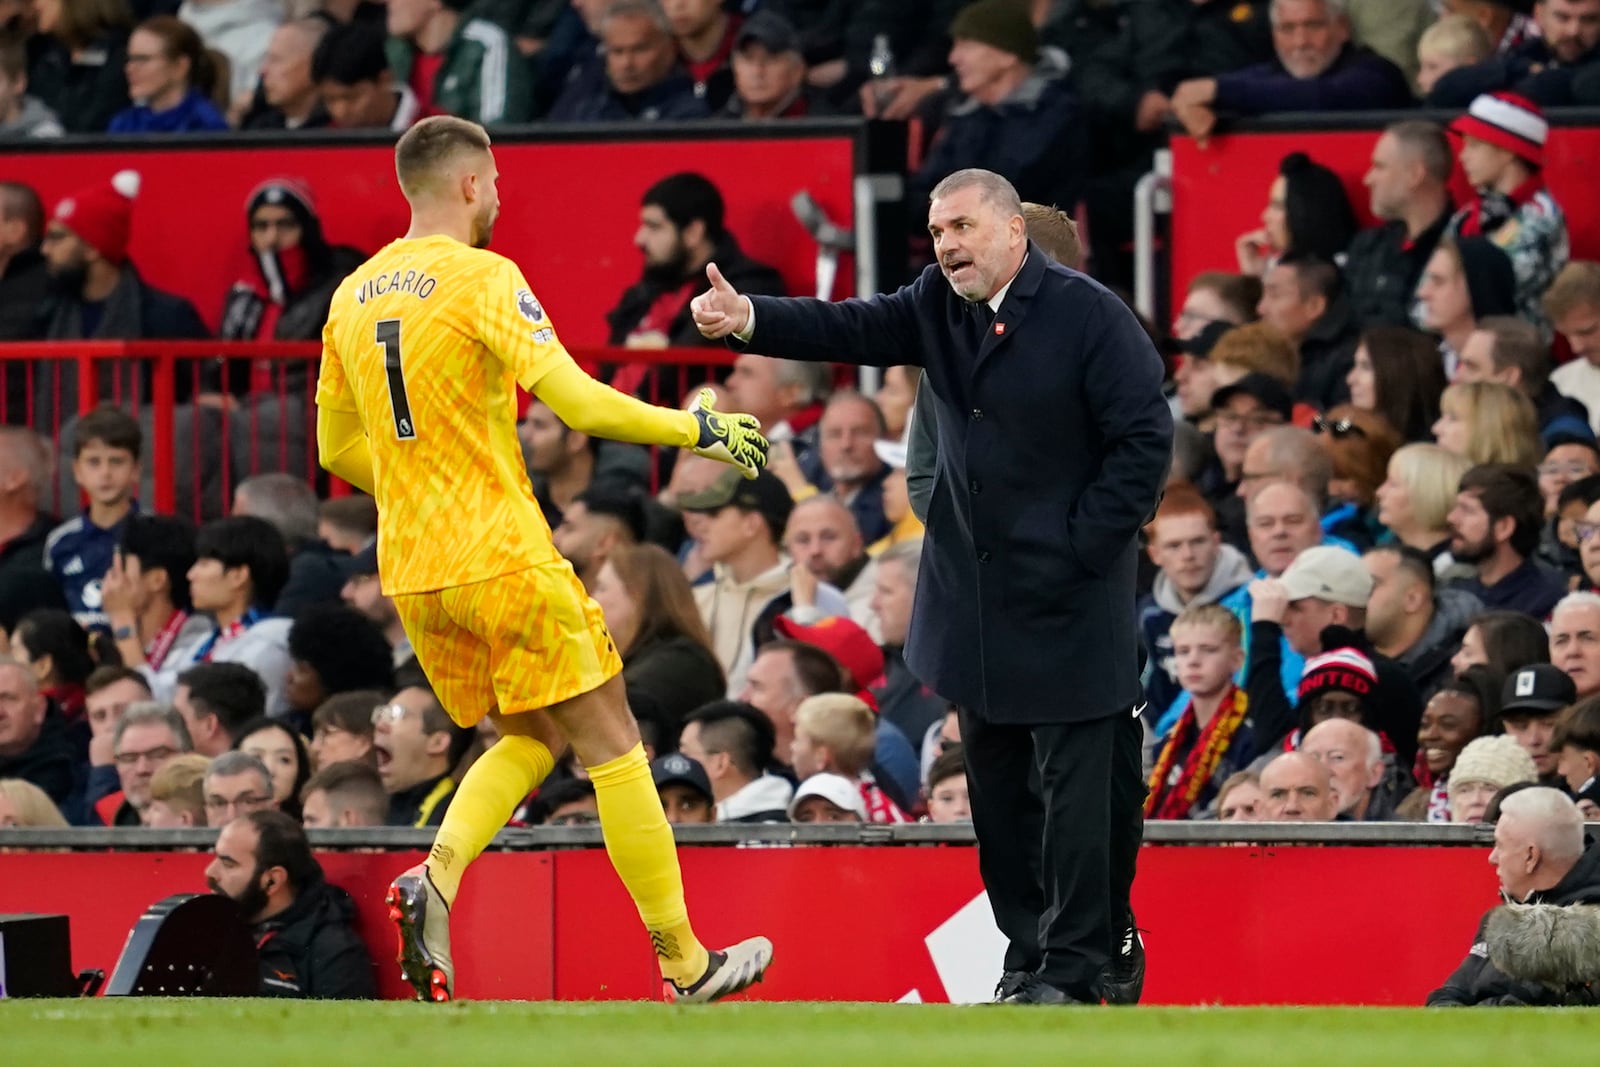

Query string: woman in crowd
1417 237 1517 373
590 543 725 735
873 366 917 443
0 779 69 827
1451 610 1551 681
1375 443 1474 574
107 15 227 132
308 689 383 770
1235 152 1358 275
1397 667 1496 821
1448 734 1539 823
1433 381 1542 469
1315 405 1403 548
28 0 131 133
283 605 395 732
235 716 312 821
11 609 105 723
1345 326 1448 442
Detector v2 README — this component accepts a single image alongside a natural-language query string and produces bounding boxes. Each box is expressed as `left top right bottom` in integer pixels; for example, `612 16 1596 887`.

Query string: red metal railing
0 342 737 521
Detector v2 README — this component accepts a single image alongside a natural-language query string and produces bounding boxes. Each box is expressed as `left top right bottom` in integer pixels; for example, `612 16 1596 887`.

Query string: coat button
970 408 984 421
977 550 991 563
968 478 982 494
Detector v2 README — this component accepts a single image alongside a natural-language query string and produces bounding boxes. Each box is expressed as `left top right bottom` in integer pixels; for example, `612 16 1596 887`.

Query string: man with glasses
203 751 278 827
373 686 469 828
1210 374 1292 504
104 701 192 827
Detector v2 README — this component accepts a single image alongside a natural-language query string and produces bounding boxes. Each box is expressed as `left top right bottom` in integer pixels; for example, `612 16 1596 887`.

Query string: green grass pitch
4 1000 1600 1066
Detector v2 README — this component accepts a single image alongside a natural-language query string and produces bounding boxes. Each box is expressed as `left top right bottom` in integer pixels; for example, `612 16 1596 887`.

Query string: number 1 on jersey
376 318 417 441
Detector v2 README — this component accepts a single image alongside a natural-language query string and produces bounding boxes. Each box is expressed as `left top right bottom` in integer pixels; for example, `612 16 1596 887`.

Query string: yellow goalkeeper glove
688 388 769 479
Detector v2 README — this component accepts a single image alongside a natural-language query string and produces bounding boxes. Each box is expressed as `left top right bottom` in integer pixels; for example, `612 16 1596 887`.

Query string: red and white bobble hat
53 169 141 266
1449 91 1548 168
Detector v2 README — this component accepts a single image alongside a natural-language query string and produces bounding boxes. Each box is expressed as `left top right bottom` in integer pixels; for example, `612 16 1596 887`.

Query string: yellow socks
587 743 710 983
426 733 555 906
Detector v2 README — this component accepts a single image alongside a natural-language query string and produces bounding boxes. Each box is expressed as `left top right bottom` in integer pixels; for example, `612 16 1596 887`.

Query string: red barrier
7 128 860 345
1169 120 1600 312
0 844 1497 1004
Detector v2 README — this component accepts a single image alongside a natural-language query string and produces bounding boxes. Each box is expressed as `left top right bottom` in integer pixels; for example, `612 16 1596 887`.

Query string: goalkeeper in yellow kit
316 116 773 1003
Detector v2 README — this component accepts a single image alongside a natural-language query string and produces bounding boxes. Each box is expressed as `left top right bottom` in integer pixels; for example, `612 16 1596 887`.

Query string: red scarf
145 609 190 670
1145 686 1250 820
1456 174 1543 238
46 683 86 722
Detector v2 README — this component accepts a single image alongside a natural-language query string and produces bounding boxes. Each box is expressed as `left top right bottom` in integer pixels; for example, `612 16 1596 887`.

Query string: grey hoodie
0 97 65 138
1149 543 1256 617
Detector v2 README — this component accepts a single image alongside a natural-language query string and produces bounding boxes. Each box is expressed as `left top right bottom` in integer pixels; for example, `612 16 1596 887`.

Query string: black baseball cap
337 541 379 581
1177 320 1231 359
1500 664 1577 717
677 468 794 538
651 753 713 802
735 10 802 55
1211 372 1293 423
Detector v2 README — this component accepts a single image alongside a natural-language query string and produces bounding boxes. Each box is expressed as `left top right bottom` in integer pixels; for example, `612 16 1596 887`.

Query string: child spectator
1553 695 1600 815
1447 733 1538 822
1145 605 1260 820
143 752 209 827
787 773 866 823
46 405 141 630
923 746 969 824
1416 15 1493 97
791 693 908 823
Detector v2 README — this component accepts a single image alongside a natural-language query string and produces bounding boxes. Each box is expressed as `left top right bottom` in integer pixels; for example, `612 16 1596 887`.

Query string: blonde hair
0 778 68 827
794 693 877 777
1021 202 1081 267
1439 382 1541 468
1419 14 1492 64
1388 443 1475 532
1170 603 1243 645
149 753 210 823
1210 322 1300 389
1543 261 1600 323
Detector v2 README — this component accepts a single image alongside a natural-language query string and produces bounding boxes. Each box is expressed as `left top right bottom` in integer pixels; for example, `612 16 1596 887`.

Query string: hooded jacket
1428 843 1600 1006
179 0 286 99
253 877 377 999
717 773 794 823
1139 543 1256 716
1393 586 1482 697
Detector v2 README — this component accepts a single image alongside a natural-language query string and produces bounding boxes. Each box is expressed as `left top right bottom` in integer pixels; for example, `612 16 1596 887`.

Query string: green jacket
386 15 532 126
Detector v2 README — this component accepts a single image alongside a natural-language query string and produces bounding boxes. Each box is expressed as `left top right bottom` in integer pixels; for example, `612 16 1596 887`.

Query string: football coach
691 168 1172 1005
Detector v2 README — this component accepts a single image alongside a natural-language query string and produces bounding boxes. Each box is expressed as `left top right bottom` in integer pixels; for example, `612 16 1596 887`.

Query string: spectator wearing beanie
1427 0 1600 107
1448 733 1538 822
109 16 229 133
1447 92 1570 335
178 0 287 102
1418 236 1519 376
910 0 1087 214
1296 644 1379 739
38 171 210 428
1170 0 1414 142
384 0 530 125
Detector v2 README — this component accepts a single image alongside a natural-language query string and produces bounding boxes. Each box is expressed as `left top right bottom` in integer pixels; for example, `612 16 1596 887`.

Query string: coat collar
973 241 1048 373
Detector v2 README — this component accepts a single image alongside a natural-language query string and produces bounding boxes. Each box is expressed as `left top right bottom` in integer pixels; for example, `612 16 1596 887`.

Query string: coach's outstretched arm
691 262 921 368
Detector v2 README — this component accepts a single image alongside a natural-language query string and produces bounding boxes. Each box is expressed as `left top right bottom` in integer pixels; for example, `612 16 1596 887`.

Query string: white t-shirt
1551 358 1600 434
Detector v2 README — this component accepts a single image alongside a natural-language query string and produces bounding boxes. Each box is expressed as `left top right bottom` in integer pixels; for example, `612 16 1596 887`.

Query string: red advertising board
1169 121 1600 312
7 129 859 345
0 844 1496 1004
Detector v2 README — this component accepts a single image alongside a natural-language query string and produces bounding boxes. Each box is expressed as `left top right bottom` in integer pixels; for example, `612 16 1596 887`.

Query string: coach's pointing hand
691 262 752 340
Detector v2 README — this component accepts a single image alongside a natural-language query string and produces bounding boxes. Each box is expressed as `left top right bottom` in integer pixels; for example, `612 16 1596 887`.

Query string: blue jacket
108 88 228 133
547 67 709 122
1428 39 1600 108
45 504 137 629
1213 44 1413 114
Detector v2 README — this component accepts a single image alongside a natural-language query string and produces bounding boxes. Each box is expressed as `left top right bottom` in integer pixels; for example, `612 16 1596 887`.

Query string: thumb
707 261 731 292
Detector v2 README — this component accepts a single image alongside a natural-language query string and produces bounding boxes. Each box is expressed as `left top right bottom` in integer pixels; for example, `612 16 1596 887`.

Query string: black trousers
959 705 1146 1000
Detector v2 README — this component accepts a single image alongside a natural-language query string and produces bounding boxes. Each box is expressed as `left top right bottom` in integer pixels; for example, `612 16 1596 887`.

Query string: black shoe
1000 975 1093 1005
992 969 1031 1003
1102 925 1146 1006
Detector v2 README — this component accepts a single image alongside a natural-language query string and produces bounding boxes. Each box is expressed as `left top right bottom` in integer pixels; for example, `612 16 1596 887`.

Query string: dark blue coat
1213 44 1413 114
742 246 1172 723
1428 39 1600 108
